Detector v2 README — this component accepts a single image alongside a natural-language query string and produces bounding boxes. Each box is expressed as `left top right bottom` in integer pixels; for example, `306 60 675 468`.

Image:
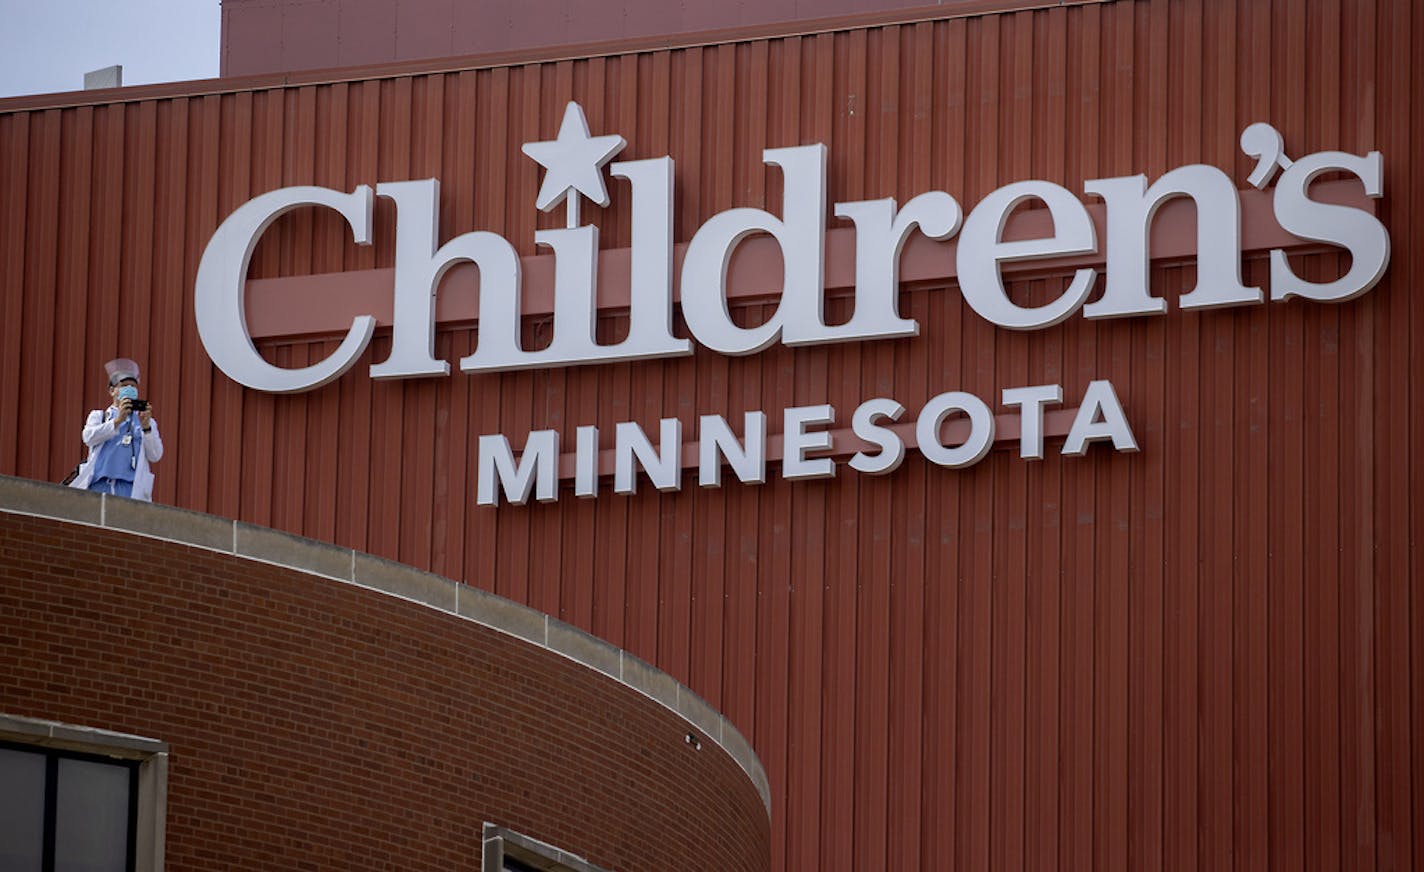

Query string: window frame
0 715 168 872
481 823 609 872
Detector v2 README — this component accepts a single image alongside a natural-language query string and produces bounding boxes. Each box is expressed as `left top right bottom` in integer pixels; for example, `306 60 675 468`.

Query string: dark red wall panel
2 1 1420 870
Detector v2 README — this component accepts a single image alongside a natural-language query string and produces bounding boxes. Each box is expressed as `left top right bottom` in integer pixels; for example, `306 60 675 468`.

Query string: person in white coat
69 357 164 501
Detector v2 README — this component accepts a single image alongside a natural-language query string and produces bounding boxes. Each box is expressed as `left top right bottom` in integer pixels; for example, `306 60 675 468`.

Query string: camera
128 398 149 412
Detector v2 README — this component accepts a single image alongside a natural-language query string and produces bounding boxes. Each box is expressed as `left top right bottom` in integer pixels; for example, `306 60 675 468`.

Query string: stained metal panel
1 2 1420 871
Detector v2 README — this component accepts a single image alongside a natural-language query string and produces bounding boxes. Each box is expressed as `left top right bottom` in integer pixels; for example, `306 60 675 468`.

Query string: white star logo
521 102 626 227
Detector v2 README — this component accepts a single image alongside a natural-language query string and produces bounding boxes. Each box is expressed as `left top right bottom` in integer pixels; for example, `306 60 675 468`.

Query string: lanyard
105 408 142 470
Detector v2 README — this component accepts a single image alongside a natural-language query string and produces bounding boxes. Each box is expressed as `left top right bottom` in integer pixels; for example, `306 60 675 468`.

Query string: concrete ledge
2 477 103 525
237 523 353 581
675 686 725 745
353 553 458 612
0 473 771 816
485 823 606 872
0 713 169 758
620 653 680 710
457 585 546 646
547 622 620 680
719 723 770 807
105 496 233 552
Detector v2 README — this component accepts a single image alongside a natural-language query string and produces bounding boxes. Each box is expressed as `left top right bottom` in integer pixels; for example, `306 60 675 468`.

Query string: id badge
121 434 133 446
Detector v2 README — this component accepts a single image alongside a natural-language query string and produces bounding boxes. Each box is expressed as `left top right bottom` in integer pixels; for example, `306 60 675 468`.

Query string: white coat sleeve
81 409 115 448
143 420 163 462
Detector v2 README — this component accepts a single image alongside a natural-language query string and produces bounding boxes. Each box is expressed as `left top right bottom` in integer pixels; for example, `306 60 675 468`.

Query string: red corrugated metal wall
1 1 1419 870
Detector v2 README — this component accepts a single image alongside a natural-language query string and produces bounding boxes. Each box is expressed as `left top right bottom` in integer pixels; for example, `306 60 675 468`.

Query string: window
481 824 609 872
0 716 167 872
0 742 138 872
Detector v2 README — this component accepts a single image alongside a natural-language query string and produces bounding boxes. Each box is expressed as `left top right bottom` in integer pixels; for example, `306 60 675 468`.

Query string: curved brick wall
0 478 768 872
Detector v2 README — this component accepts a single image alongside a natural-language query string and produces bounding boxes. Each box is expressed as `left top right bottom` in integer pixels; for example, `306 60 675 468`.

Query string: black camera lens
129 399 149 412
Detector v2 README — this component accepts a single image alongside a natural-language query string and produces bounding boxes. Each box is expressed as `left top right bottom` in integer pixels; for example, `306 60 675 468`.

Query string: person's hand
114 397 132 424
139 407 154 429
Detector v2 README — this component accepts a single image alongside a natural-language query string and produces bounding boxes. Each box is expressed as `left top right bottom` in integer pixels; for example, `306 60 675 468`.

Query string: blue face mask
117 385 139 402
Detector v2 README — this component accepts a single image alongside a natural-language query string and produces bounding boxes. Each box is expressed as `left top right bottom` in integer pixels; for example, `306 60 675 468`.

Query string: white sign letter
1002 384 1062 460
1270 150 1388 303
832 192 962 339
957 181 1098 330
615 418 683 494
373 179 524 377
195 185 376 393
680 145 827 354
575 425 600 498
1063 380 1138 455
848 398 907 475
477 431 560 506
782 404 836 480
1084 166 1261 317
916 392 995 468
699 412 768 487
608 157 695 360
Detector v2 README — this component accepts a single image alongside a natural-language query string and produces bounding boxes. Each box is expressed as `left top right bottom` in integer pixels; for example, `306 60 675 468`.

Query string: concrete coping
0 712 170 759
0 474 771 816
483 823 607 872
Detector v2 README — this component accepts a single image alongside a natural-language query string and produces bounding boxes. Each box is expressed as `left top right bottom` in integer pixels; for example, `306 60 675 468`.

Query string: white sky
0 0 221 99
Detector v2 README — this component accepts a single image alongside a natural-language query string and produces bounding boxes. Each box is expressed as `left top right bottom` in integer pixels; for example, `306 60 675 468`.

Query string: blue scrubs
88 414 141 498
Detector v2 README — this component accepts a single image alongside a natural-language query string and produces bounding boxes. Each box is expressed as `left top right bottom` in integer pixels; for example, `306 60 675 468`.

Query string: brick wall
0 511 768 872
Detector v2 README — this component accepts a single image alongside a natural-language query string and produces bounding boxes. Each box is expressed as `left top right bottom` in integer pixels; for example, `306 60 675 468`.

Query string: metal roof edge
0 0 1114 114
